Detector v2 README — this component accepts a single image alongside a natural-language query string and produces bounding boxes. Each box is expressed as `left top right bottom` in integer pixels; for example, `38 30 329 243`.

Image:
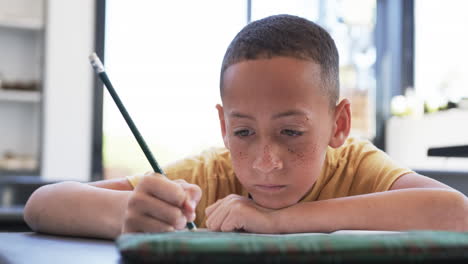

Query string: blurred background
1 0 467 230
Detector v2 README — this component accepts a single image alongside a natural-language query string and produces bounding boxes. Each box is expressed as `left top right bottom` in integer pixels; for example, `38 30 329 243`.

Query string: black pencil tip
186 222 197 231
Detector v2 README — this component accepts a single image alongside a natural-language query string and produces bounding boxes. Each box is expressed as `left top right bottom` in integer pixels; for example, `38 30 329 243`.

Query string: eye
281 129 303 137
234 129 255 137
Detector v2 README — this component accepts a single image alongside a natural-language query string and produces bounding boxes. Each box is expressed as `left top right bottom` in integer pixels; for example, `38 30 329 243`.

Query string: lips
254 184 287 192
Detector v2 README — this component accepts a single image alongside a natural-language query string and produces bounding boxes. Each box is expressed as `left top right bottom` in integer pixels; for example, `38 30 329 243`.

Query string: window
384 0 468 172
103 0 378 178
251 0 377 139
414 0 468 104
104 1 246 178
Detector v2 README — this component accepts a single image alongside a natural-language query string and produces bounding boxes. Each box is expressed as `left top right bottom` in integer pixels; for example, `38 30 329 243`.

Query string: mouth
254 184 287 193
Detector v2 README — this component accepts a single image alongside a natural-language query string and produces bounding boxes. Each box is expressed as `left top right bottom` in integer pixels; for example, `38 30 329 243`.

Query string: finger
205 197 224 218
136 174 187 207
206 194 237 217
174 179 202 209
206 206 228 231
182 200 196 223
206 199 231 231
184 183 202 206
220 213 238 232
219 203 248 233
128 191 187 230
123 212 174 233
173 180 202 222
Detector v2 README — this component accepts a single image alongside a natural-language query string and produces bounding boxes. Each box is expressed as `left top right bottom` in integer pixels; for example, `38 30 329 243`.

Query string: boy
24 14 467 239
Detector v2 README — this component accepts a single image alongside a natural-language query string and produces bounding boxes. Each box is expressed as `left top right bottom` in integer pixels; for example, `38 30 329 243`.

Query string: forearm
274 188 468 233
24 181 130 239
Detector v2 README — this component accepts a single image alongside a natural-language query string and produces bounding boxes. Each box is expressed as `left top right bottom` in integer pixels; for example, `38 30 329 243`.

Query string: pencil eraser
89 52 105 73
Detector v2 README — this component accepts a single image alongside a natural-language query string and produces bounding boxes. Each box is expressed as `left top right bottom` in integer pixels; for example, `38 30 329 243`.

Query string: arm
24 179 133 239
205 173 468 233
274 173 468 233
24 175 202 240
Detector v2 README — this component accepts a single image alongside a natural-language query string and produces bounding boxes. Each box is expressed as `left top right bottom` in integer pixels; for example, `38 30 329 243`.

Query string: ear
329 98 351 148
216 104 230 149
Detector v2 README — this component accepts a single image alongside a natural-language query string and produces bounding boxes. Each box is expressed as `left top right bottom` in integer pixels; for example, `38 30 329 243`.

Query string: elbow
23 184 56 232
446 190 468 232
423 189 468 232
461 194 468 232
24 184 54 231
23 186 43 231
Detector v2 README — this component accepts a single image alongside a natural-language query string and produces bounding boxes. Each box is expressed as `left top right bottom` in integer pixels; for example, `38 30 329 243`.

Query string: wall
41 0 96 181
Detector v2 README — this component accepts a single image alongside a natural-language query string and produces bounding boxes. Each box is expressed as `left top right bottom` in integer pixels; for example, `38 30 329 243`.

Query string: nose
252 144 283 174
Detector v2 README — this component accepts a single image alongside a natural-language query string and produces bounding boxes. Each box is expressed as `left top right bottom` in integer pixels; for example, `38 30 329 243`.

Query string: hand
122 172 202 233
205 194 276 233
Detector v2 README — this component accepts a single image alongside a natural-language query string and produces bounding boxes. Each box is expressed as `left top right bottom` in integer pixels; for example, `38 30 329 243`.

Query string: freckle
288 147 304 159
263 145 273 162
239 151 246 159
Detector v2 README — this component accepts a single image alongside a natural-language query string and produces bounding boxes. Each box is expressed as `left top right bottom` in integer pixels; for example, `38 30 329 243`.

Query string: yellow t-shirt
127 137 412 228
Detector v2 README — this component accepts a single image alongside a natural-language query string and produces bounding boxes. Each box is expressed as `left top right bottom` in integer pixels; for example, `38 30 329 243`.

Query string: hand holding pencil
123 172 201 233
89 53 199 232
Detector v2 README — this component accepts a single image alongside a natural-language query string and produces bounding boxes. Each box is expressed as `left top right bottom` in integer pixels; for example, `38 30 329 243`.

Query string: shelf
0 90 41 103
0 16 44 31
0 170 40 178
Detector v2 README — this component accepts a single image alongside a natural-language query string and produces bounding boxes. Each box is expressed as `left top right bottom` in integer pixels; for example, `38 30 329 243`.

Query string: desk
1 231 468 263
0 232 119 264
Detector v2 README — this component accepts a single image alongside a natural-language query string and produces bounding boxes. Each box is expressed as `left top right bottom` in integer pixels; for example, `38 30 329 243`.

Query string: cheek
286 143 324 197
286 140 324 172
228 143 253 186
237 150 248 160
227 137 248 157
287 142 317 162
227 138 251 168
231 150 249 171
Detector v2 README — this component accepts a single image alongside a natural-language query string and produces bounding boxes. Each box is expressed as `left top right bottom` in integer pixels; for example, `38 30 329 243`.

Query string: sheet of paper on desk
192 228 400 235
331 230 400 235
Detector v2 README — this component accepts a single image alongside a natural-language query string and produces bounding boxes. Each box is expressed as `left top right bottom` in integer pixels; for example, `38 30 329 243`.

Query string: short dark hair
220 14 339 108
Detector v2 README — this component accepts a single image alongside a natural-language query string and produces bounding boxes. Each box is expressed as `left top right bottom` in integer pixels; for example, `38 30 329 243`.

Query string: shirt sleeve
126 155 206 189
348 140 413 195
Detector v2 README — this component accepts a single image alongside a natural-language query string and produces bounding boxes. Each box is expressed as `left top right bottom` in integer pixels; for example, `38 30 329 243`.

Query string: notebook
117 229 468 263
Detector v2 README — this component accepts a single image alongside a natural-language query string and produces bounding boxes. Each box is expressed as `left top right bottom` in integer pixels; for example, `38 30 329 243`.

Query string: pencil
89 52 197 231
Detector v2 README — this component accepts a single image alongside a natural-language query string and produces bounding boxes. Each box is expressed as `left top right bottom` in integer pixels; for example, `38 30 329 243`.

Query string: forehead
222 57 327 112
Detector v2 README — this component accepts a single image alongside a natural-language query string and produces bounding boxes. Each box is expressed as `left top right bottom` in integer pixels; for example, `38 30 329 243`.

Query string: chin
254 197 297 210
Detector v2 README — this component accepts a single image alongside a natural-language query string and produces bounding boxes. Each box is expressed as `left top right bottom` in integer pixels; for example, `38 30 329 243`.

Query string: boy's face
218 57 338 209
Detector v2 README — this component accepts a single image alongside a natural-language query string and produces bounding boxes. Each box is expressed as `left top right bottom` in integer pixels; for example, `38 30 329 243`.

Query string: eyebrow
230 111 255 120
272 110 308 119
229 110 308 120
